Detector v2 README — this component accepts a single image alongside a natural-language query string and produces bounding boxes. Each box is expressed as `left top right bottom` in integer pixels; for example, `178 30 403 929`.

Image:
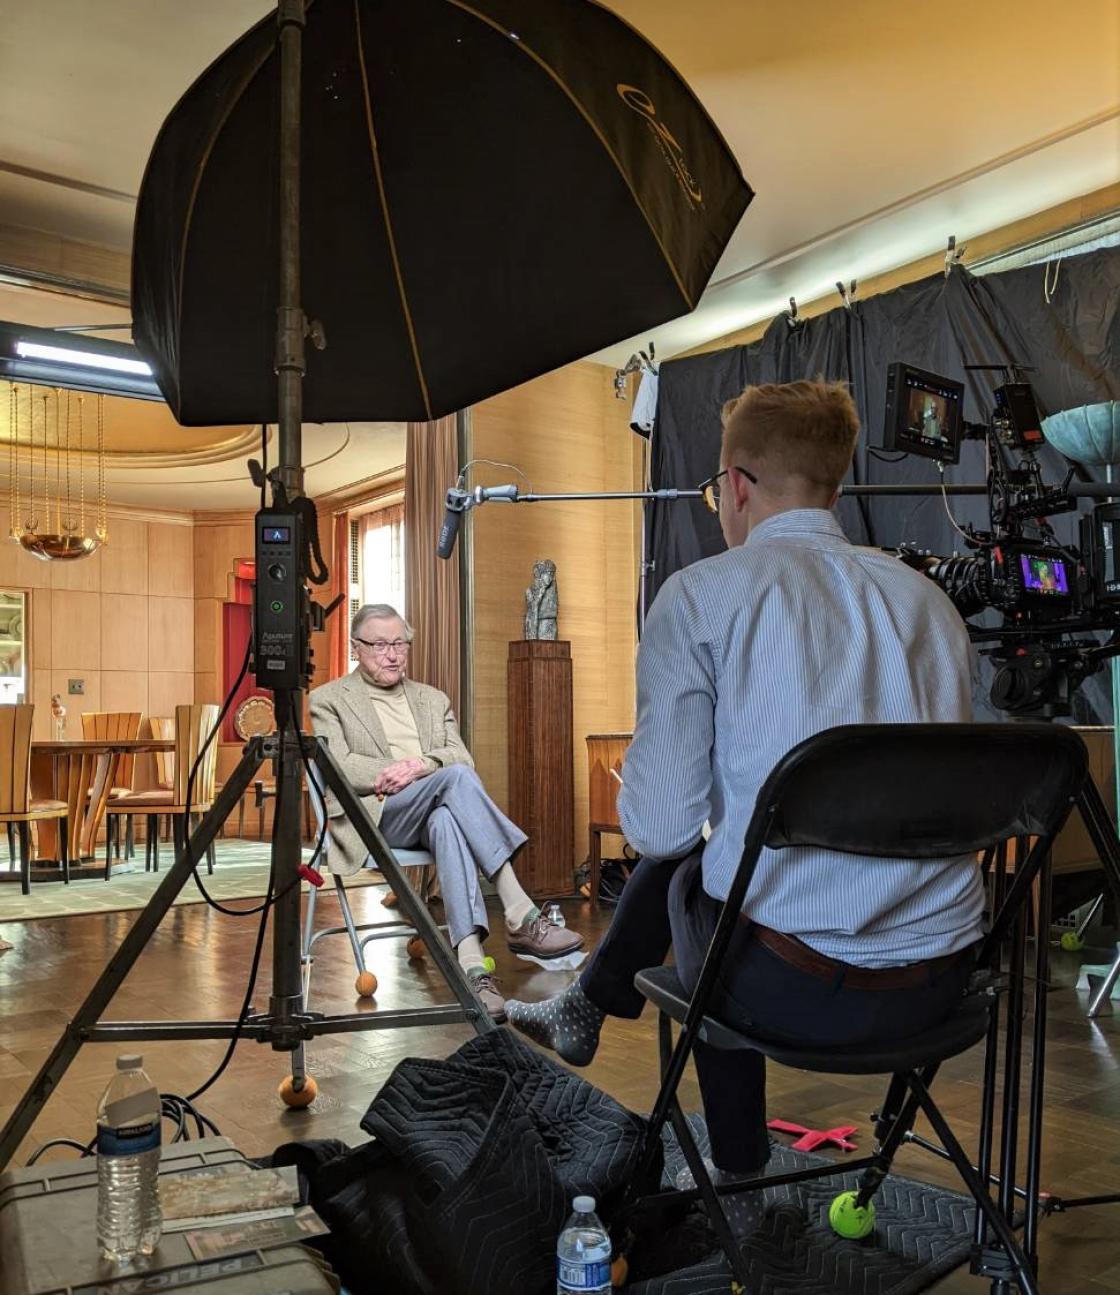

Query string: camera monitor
1019 552 1069 597
883 362 964 463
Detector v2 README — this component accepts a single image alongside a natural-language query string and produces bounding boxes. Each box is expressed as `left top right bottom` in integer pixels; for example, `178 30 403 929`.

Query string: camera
884 363 1120 717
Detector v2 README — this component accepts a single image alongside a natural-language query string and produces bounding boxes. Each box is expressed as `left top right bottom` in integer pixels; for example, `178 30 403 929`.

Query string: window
348 503 406 662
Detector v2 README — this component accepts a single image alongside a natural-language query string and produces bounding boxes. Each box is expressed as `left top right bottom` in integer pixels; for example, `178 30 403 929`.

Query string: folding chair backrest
173 704 220 805
82 711 142 789
0 704 34 815
753 724 1086 860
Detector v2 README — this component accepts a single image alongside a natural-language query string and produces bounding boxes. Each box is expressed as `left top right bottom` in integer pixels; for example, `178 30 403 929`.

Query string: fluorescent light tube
15 340 152 377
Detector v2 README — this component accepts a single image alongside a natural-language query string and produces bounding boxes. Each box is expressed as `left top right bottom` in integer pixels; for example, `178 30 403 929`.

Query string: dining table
30 738 176 867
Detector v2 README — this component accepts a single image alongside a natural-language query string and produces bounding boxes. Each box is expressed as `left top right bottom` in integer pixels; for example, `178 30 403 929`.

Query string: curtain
405 416 461 714
329 510 350 679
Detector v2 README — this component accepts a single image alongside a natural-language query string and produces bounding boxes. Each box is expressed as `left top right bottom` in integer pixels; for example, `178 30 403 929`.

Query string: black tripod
0 0 492 1174
893 775 1120 1292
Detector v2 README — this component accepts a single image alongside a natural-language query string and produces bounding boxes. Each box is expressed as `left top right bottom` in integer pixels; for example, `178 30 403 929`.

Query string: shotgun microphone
437 488 470 559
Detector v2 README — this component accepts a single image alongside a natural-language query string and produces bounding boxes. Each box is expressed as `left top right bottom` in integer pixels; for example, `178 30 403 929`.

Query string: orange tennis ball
406 937 426 960
355 970 378 997
278 1074 317 1108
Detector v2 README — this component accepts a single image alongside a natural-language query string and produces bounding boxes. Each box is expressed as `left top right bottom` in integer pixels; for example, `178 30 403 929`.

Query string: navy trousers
579 850 976 1172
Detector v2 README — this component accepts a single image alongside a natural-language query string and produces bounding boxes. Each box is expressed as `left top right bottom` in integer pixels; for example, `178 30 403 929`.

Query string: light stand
0 0 492 1174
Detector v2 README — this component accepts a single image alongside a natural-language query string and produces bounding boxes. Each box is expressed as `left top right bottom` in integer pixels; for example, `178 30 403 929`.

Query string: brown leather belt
748 922 964 991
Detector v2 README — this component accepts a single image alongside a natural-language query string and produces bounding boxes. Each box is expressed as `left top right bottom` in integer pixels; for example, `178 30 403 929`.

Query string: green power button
270 600 284 613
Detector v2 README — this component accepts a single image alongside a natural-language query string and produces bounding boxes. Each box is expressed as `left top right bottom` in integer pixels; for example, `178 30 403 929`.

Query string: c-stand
0 0 492 1174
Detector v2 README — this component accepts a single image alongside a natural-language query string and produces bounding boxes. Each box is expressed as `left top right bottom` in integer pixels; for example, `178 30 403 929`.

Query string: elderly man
508 381 982 1229
309 603 582 1019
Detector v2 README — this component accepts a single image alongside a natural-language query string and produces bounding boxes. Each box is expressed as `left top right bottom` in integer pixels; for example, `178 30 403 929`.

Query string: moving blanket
273 1029 653 1294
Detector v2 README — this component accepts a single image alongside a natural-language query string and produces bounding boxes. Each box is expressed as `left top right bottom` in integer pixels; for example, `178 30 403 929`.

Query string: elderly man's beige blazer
308 670 472 874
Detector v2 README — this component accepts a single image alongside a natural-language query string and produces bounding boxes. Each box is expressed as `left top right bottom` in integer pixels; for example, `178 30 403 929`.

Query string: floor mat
625 1117 975 1294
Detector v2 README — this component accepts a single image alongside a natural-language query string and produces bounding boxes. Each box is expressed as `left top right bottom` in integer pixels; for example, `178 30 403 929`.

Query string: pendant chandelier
4 382 108 561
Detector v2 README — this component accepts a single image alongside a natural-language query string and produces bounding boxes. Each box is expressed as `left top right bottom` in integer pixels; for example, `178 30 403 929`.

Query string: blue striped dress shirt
618 508 986 967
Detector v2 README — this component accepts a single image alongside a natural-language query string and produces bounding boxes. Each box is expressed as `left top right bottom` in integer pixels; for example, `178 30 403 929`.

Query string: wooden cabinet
507 640 574 895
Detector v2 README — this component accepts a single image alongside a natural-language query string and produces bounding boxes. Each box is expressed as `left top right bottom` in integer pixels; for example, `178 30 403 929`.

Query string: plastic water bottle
96 1055 162 1261
557 1195 611 1294
547 902 567 929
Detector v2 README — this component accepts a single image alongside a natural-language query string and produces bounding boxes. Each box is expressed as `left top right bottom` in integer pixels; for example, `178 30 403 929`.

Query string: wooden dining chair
0 705 69 895
148 716 176 846
106 705 220 874
82 710 142 863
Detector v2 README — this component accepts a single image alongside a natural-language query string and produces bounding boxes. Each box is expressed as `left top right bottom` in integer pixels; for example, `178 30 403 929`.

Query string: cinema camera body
882 360 1120 717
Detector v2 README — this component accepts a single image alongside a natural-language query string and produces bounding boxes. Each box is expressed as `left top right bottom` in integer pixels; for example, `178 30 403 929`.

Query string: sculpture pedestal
508 640 574 896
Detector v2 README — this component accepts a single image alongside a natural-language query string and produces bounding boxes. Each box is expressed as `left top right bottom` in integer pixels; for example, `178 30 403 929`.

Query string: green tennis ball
1059 931 1085 953
483 955 496 973
828 1191 875 1240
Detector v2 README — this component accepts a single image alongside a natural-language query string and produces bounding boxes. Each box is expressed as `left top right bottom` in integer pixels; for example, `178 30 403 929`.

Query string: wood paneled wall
0 507 194 789
469 361 641 875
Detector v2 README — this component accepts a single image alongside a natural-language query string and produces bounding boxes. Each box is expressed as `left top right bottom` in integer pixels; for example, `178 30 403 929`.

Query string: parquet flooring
1 885 1118 1291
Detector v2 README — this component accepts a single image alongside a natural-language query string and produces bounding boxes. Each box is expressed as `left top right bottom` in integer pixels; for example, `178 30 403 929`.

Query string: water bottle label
558 1259 611 1289
97 1118 160 1157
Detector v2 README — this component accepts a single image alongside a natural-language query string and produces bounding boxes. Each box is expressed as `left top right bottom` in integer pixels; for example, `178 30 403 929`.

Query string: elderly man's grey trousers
379 765 528 946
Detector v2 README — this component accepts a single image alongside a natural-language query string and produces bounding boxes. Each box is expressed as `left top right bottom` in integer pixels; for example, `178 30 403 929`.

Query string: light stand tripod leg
1069 782 1120 1017
0 746 264 1171
314 740 494 1034
259 694 310 1052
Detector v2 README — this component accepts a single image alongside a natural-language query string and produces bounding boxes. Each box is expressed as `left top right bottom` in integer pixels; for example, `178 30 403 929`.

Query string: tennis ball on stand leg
828 1190 875 1239
406 937 426 960
1060 930 1085 952
355 970 378 997
279 1074 318 1108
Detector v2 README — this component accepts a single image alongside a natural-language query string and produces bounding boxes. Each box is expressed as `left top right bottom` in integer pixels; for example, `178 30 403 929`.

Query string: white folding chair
303 765 448 1002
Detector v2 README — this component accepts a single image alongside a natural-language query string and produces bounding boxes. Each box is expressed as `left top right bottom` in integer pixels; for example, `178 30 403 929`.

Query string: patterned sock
674 1158 766 1238
505 982 605 1067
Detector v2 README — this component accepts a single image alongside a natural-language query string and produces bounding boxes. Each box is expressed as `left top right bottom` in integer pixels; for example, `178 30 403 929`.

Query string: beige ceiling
0 0 1116 438
0 283 405 511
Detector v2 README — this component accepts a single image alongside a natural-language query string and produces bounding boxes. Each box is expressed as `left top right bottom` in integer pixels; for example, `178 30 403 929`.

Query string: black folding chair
630 723 1087 1295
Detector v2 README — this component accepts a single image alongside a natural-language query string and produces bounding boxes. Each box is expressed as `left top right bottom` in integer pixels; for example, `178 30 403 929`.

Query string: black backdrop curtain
646 245 1120 719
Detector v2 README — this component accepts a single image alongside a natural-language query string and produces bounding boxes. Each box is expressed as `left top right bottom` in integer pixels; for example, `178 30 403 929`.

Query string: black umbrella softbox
132 0 752 425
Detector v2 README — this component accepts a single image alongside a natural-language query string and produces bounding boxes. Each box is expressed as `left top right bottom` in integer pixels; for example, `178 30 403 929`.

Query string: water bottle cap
573 1195 596 1214
116 1054 143 1071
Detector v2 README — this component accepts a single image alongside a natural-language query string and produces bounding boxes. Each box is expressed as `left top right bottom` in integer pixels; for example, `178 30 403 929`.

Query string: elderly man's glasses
699 465 758 514
353 637 411 656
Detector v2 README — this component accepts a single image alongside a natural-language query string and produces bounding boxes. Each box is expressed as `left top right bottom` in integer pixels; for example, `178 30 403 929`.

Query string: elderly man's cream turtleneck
359 670 436 768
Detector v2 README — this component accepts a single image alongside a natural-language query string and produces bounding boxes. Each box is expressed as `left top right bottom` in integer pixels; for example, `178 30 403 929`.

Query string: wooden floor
1 884 1119 1292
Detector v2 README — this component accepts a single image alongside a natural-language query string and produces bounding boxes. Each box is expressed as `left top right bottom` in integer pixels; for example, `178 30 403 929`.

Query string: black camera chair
632 723 1087 1295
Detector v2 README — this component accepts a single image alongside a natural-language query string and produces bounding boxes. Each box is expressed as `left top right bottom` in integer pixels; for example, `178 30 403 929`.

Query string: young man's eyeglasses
352 637 411 657
699 465 758 515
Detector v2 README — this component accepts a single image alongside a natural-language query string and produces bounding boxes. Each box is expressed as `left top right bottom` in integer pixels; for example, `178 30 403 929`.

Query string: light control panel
253 509 308 689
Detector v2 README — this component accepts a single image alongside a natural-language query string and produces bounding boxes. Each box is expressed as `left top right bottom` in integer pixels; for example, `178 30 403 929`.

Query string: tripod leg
1024 854 1052 1267
266 696 311 1053
314 740 494 1035
0 748 263 1172
1071 784 1120 1017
